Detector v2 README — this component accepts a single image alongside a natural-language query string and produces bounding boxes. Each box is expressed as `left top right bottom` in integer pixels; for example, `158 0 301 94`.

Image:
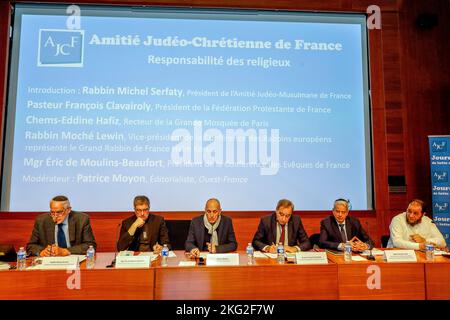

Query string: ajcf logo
38 29 84 67
432 141 447 152
433 171 448 182
434 202 449 214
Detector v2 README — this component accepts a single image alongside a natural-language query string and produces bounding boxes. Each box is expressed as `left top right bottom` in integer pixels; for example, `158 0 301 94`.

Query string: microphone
365 221 375 261
107 222 121 268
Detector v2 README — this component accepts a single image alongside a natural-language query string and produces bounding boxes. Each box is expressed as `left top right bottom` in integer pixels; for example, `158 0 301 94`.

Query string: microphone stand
107 222 121 268
365 221 375 260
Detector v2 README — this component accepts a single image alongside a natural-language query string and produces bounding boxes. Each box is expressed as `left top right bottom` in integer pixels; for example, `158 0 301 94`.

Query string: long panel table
419 252 450 300
327 253 426 299
154 252 338 300
0 253 154 300
0 250 449 300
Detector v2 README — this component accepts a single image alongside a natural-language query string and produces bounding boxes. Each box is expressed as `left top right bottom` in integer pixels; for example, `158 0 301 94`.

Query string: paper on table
361 248 384 256
178 261 196 267
118 251 134 256
254 251 268 258
0 262 10 270
264 253 278 259
138 252 154 256
351 255 367 261
199 252 209 259
137 252 159 261
72 254 86 263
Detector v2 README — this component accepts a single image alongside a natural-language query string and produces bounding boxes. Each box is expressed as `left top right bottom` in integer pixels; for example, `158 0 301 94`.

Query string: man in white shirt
387 199 446 250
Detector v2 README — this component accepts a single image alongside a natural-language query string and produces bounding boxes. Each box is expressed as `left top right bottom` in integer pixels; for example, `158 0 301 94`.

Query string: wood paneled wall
0 211 379 251
0 0 448 250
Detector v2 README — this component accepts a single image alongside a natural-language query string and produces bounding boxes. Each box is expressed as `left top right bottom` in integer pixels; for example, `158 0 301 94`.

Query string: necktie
279 225 286 245
339 224 347 242
57 224 68 248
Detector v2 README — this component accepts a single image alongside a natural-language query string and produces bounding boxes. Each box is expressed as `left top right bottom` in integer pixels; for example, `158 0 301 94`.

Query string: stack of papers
254 251 268 258
72 254 86 263
434 249 447 256
351 255 367 261
361 248 384 256
119 251 176 260
0 262 10 270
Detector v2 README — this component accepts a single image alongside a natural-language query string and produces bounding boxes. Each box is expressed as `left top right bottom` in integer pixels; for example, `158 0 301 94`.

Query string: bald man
185 198 237 256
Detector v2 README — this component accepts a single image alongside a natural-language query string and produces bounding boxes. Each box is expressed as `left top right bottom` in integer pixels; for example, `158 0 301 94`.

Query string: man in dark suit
27 195 96 256
185 198 237 256
117 195 170 253
252 199 311 253
319 198 374 251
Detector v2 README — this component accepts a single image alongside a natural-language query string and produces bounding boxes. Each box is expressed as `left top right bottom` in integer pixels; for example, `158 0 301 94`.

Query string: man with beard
117 195 170 253
387 199 446 249
185 198 237 256
27 195 96 256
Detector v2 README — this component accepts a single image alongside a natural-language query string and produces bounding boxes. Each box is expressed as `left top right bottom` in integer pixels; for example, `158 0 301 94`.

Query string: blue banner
429 136 450 247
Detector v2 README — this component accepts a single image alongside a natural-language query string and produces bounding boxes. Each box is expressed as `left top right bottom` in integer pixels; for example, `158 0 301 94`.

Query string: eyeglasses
205 210 220 215
135 208 150 213
50 210 66 217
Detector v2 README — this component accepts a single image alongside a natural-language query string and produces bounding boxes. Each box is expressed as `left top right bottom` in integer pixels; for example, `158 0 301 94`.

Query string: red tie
279 225 285 245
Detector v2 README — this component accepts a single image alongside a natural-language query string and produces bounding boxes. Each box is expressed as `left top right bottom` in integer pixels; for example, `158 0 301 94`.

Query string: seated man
252 199 311 253
185 198 237 256
319 198 374 252
27 195 96 256
387 199 446 250
117 195 170 253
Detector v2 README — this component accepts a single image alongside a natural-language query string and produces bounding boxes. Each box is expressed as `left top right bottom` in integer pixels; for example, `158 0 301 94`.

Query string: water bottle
277 242 285 264
161 244 169 266
344 241 352 262
246 243 254 265
17 247 27 270
426 243 434 261
86 245 95 269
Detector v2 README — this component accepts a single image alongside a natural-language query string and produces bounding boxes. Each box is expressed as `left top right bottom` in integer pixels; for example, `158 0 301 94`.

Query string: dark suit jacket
185 215 237 253
117 214 170 251
319 215 374 250
27 211 97 256
252 213 312 251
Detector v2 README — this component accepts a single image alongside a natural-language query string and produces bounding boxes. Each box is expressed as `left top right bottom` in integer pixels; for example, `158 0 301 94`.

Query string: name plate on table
206 253 239 266
295 252 328 265
39 256 79 270
115 256 151 269
384 250 417 262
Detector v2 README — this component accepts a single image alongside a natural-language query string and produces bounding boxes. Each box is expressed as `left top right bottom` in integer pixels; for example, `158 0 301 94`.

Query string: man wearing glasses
27 195 96 256
185 198 237 256
252 199 311 253
117 195 170 254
